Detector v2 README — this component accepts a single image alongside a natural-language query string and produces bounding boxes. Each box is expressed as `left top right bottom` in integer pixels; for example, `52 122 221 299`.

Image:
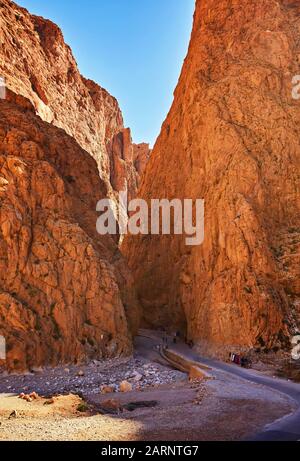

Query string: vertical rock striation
124 0 300 355
0 95 139 371
0 0 146 370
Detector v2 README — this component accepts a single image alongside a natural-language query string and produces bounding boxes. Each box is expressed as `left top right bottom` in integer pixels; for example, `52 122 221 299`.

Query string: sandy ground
0 365 296 441
0 334 297 441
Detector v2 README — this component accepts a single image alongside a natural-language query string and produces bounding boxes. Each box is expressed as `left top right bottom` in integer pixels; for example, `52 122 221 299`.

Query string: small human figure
162 329 168 349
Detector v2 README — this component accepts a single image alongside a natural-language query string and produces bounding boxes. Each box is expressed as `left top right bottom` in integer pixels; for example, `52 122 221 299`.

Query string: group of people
162 330 181 348
159 329 195 353
158 330 252 369
229 352 252 368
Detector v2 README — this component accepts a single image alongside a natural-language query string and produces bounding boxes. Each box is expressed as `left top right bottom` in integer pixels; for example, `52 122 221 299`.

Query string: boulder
119 380 133 393
100 399 122 413
100 385 115 395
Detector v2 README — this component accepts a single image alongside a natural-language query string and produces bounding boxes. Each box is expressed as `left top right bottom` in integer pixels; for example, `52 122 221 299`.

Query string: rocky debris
291 335 300 361
123 0 300 352
191 383 207 406
0 357 187 397
44 398 55 405
0 377 294 442
0 96 137 371
132 371 143 382
19 392 39 402
8 410 18 419
19 394 31 402
0 0 150 206
277 360 300 383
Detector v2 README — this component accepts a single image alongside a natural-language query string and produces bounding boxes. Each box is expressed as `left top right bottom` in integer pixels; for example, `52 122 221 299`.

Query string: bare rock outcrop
0 95 139 371
0 0 150 201
124 0 300 355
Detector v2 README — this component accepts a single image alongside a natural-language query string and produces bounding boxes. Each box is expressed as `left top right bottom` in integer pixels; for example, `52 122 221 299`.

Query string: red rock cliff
124 0 300 355
0 94 140 371
0 0 150 201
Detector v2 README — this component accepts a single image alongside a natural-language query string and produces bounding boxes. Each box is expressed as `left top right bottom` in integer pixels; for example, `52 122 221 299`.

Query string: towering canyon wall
124 0 300 355
0 95 140 371
0 0 150 201
0 0 143 371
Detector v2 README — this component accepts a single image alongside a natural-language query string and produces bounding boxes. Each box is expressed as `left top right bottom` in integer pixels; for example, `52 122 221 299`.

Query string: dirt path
0 372 295 441
0 331 297 441
140 331 300 441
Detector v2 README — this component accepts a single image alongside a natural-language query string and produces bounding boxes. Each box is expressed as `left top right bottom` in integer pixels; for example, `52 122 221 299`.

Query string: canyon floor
0 333 298 441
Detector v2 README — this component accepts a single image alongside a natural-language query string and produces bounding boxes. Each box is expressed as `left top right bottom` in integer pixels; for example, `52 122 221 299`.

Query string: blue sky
18 0 195 146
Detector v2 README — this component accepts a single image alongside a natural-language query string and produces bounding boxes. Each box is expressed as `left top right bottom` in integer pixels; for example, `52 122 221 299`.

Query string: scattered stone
44 398 55 405
77 370 84 377
132 372 143 382
192 382 206 405
9 410 18 419
0 357 187 397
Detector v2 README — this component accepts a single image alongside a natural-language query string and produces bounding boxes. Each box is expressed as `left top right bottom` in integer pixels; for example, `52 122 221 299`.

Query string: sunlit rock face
0 0 147 371
0 94 141 372
109 128 151 203
123 0 300 355
0 0 150 203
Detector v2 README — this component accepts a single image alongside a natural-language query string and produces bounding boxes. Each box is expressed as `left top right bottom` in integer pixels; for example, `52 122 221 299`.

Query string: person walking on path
162 329 169 349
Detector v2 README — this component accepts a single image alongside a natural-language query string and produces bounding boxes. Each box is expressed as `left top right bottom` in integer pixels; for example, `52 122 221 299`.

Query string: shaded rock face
124 0 300 354
0 96 140 371
109 128 151 202
133 143 152 178
0 0 150 201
